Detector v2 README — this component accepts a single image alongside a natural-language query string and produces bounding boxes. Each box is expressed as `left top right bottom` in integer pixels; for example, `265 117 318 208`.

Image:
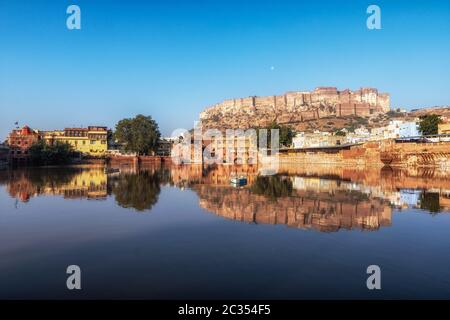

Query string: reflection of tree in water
250 175 293 200
0 170 10 185
111 171 162 212
420 192 441 214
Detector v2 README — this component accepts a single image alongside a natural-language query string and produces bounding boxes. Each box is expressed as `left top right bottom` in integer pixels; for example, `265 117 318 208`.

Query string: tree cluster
114 115 161 155
28 140 74 165
419 114 442 135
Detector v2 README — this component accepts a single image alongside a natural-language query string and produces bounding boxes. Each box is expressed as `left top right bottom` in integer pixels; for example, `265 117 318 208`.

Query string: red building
7 126 40 162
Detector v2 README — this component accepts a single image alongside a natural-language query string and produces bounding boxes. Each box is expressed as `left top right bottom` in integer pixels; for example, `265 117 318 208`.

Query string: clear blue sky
0 0 449 139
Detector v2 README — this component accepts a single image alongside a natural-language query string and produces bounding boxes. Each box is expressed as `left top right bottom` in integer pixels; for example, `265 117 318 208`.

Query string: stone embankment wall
266 141 450 168
274 142 383 167
380 141 450 168
107 155 163 165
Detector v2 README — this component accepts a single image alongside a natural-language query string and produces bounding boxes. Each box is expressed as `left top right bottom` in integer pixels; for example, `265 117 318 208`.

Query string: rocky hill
199 87 390 131
410 106 450 119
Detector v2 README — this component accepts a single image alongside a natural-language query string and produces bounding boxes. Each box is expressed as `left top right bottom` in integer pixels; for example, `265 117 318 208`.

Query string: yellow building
438 123 450 135
42 126 108 156
171 133 258 164
204 133 258 164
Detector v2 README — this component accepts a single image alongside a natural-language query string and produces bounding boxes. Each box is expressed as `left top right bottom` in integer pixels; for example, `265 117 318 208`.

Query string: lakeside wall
380 140 450 167
107 155 167 166
271 141 450 168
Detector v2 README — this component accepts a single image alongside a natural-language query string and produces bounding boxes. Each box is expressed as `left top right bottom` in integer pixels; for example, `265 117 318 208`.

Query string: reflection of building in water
2 163 450 218
440 192 450 211
169 164 259 188
292 173 450 212
277 164 450 212
179 164 450 217
194 182 392 232
60 169 107 199
3 173 37 202
398 189 422 206
291 175 418 209
4 167 107 202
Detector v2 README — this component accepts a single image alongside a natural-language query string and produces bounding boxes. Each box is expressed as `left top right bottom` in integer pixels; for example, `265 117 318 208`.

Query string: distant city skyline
1 0 449 140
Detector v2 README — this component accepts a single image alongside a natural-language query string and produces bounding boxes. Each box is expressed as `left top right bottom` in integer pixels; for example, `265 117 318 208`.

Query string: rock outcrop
200 87 390 129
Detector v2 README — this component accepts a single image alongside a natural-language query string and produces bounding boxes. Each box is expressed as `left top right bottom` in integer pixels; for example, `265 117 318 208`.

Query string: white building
346 126 371 144
370 120 421 140
385 120 404 139
292 132 306 148
292 131 343 148
398 121 420 138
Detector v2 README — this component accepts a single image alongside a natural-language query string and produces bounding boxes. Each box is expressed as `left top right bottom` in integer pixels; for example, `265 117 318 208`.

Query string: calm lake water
1 164 450 299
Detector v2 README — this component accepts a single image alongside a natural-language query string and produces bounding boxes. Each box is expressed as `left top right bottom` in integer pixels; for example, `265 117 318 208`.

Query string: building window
90 140 95 144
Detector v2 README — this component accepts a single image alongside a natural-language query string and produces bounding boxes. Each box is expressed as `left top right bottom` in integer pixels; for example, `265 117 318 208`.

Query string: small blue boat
230 176 247 186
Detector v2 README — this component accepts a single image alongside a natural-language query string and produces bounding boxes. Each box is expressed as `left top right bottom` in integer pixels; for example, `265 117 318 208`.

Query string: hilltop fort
200 87 390 130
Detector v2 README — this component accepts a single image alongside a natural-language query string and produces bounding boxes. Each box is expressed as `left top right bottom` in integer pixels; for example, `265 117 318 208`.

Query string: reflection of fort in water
1 164 449 232
185 164 450 232
194 179 393 232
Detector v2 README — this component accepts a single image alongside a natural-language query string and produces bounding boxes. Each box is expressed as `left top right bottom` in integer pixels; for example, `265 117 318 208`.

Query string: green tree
275 123 294 147
419 114 442 135
255 122 294 148
114 115 161 155
29 140 74 165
